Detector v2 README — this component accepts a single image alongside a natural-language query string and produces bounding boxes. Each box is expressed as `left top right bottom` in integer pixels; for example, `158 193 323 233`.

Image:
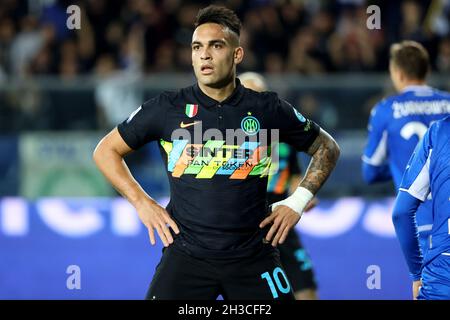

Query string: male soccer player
239 72 319 300
362 41 450 256
392 116 450 300
93 5 339 300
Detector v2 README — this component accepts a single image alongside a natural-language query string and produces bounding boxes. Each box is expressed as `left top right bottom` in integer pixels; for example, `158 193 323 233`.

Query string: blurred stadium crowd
0 0 450 133
1 0 450 79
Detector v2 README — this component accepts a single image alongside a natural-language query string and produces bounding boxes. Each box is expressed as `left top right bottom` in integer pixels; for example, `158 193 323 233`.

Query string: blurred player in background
239 72 318 300
392 116 450 300
362 41 450 257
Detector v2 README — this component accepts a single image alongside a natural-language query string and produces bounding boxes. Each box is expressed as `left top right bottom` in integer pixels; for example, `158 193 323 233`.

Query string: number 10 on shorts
261 267 291 299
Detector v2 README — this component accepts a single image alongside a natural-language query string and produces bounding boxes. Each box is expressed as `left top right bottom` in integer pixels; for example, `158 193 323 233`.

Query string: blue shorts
418 254 450 300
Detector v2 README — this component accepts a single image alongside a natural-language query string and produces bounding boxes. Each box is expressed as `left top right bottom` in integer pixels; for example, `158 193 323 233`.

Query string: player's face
192 23 243 88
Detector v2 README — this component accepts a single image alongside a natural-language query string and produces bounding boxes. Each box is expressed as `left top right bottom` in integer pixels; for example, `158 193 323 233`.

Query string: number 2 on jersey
400 121 428 141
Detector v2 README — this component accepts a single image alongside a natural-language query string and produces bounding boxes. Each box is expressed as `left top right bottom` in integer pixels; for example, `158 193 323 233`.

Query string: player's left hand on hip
304 197 318 213
259 205 301 247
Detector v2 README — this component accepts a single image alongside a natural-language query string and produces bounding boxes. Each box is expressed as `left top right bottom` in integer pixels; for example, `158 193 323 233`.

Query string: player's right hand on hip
412 279 422 300
135 198 180 247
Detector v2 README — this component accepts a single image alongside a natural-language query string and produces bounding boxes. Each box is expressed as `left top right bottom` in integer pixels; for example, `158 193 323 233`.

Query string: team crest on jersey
241 115 260 135
185 104 198 118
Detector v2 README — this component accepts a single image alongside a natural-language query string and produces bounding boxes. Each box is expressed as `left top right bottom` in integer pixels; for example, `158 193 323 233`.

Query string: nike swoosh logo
180 121 201 128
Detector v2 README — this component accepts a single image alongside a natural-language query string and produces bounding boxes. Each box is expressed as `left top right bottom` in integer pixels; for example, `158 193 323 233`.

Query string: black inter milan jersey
118 79 320 258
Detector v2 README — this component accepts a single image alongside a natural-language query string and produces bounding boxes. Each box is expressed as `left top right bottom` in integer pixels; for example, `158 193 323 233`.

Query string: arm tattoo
300 129 340 194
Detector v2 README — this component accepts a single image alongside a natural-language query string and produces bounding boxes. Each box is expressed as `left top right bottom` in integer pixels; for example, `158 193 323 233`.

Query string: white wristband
271 187 314 215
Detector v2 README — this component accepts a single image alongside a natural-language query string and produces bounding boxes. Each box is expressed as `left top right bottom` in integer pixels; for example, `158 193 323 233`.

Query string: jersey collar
193 78 245 107
402 85 432 93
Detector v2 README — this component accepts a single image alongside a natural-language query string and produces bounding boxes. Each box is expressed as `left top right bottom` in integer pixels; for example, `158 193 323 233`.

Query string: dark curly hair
194 5 242 37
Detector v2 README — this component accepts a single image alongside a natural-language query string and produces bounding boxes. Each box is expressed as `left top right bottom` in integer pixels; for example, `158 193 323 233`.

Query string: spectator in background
238 27 258 72
399 0 428 43
328 6 376 71
94 52 143 130
173 3 200 72
0 18 15 80
28 44 54 75
309 10 335 71
40 0 74 42
286 27 325 74
10 16 48 77
264 52 285 74
436 37 450 73
278 0 307 36
58 38 79 79
94 7 145 130
1 0 450 78
152 40 176 72
76 5 96 73
296 93 338 130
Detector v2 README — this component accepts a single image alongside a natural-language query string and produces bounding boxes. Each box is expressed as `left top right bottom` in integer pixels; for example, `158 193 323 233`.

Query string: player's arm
299 129 340 194
362 101 392 184
392 127 434 298
93 128 179 247
288 174 318 212
412 279 422 300
262 129 339 246
260 97 339 246
93 128 144 205
392 190 423 299
94 99 179 247
392 191 423 281
288 150 318 212
362 162 391 184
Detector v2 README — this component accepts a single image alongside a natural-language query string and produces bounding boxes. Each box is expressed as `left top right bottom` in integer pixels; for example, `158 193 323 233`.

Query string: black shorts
278 230 317 292
146 243 295 300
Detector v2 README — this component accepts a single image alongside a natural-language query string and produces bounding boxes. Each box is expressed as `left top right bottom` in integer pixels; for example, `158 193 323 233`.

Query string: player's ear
234 47 244 64
398 69 406 83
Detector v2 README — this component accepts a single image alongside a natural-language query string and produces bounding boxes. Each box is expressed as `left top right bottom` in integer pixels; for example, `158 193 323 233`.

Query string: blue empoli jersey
363 85 450 188
393 117 450 277
363 85 450 254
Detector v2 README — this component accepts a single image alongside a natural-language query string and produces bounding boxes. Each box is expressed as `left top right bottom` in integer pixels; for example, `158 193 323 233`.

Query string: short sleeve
362 100 390 166
274 98 320 152
117 95 167 150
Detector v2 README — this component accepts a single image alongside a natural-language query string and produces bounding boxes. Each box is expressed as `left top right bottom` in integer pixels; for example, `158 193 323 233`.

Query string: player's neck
399 80 427 91
198 79 236 102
